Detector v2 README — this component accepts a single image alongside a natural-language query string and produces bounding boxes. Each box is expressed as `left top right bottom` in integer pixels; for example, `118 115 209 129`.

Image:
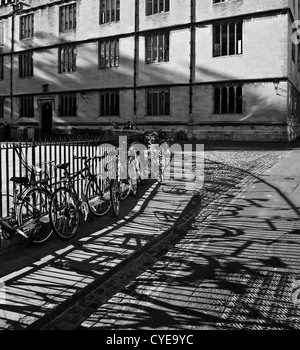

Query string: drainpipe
133 0 139 129
10 10 15 121
188 0 196 140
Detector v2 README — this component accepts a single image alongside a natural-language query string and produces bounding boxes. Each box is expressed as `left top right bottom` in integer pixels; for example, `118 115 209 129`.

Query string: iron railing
0 132 144 218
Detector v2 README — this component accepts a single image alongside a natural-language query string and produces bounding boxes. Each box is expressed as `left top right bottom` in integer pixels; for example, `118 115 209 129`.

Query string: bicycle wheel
130 176 139 196
158 152 167 183
50 187 80 240
128 158 139 196
17 187 53 244
86 175 111 216
151 151 163 183
158 156 164 183
110 179 120 216
119 179 131 201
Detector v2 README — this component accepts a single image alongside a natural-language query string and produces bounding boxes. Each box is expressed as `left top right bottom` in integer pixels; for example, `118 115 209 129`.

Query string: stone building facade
0 0 299 141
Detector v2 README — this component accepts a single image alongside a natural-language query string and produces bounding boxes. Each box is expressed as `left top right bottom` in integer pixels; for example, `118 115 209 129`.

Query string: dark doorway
41 102 52 133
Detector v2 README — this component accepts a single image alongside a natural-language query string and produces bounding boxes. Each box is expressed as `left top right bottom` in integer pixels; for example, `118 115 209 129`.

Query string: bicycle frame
0 146 54 241
56 153 108 221
56 165 90 221
142 131 174 181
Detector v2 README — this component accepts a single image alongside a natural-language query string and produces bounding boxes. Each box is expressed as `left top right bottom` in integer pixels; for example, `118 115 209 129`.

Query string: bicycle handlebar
73 151 107 164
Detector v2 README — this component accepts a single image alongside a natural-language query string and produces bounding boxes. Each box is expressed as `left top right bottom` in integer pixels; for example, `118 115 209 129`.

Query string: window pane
69 6 73 29
221 87 227 113
116 0 120 21
106 1 110 23
105 93 110 115
159 90 164 114
115 40 119 66
221 24 228 56
147 91 152 115
100 0 105 24
165 0 170 12
159 0 164 12
213 25 220 57
236 22 243 54
106 43 110 68
100 42 105 68
60 7 64 31
236 86 243 113
72 47 76 71
64 48 68 71
214 87 220 114
110 41 115 67
146 0 152 15
73 96 77 116
110 93 115 115
164 33 169 61
229 23 235 55
229 86 235 113
111 0 115 21
153 92 158 115
158 34 164 62
146 36 152 63
116 91 119 115
153 0 158 14
153 35 158 62
73 5 77 29
165 89 170 115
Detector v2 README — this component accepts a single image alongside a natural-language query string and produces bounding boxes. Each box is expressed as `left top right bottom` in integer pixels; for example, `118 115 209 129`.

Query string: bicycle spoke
86 176 111 216
18 188 53 244
50 187 80 240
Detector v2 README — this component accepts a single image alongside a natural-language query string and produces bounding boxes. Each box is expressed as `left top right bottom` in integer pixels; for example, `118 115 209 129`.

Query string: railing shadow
72 150 300 330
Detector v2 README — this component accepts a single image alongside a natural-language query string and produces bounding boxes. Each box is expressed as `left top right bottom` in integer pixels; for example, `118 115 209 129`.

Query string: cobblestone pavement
43 146 299 330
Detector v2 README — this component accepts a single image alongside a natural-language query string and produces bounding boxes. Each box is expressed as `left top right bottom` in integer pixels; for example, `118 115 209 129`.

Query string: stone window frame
59 93 77 117
18 52 33 78
99 0 120 25
19 95 34 118
213 21 243 57
145 31 169 64
146 88 170 116
19 13 34 40
59 3 77 33
58 45 77 74
98 39 120 69
99 90 120 117
213 84 243 114
145 0 170 16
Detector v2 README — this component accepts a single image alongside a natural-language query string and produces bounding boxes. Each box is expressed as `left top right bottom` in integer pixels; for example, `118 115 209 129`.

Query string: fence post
0 145 2 218
31 141 36 168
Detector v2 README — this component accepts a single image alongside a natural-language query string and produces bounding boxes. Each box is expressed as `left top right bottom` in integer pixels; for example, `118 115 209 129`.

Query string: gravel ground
44 147 293 330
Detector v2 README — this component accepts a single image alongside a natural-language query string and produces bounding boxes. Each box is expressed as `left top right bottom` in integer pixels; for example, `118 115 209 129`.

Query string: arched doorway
41 102 52 133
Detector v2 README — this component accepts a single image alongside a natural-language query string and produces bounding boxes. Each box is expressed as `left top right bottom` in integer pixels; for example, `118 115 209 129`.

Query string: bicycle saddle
56 163 69 170
107 150 119 157
10 176 29 185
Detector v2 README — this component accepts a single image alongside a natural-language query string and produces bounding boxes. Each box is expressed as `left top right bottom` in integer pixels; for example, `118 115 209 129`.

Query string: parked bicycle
142 130 174 183
104 149 121 216
118 149 139 201
49 152 115 240
0 144 54 244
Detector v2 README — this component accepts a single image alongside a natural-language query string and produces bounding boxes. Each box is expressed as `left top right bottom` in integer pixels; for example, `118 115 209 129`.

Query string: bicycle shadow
0 172 198 330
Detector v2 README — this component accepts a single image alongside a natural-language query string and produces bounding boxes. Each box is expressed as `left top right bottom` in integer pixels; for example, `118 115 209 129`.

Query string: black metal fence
0 132 144 218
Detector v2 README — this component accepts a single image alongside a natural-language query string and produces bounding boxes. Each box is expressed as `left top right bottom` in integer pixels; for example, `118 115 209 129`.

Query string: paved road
41 143 300 331
0 145 199 330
